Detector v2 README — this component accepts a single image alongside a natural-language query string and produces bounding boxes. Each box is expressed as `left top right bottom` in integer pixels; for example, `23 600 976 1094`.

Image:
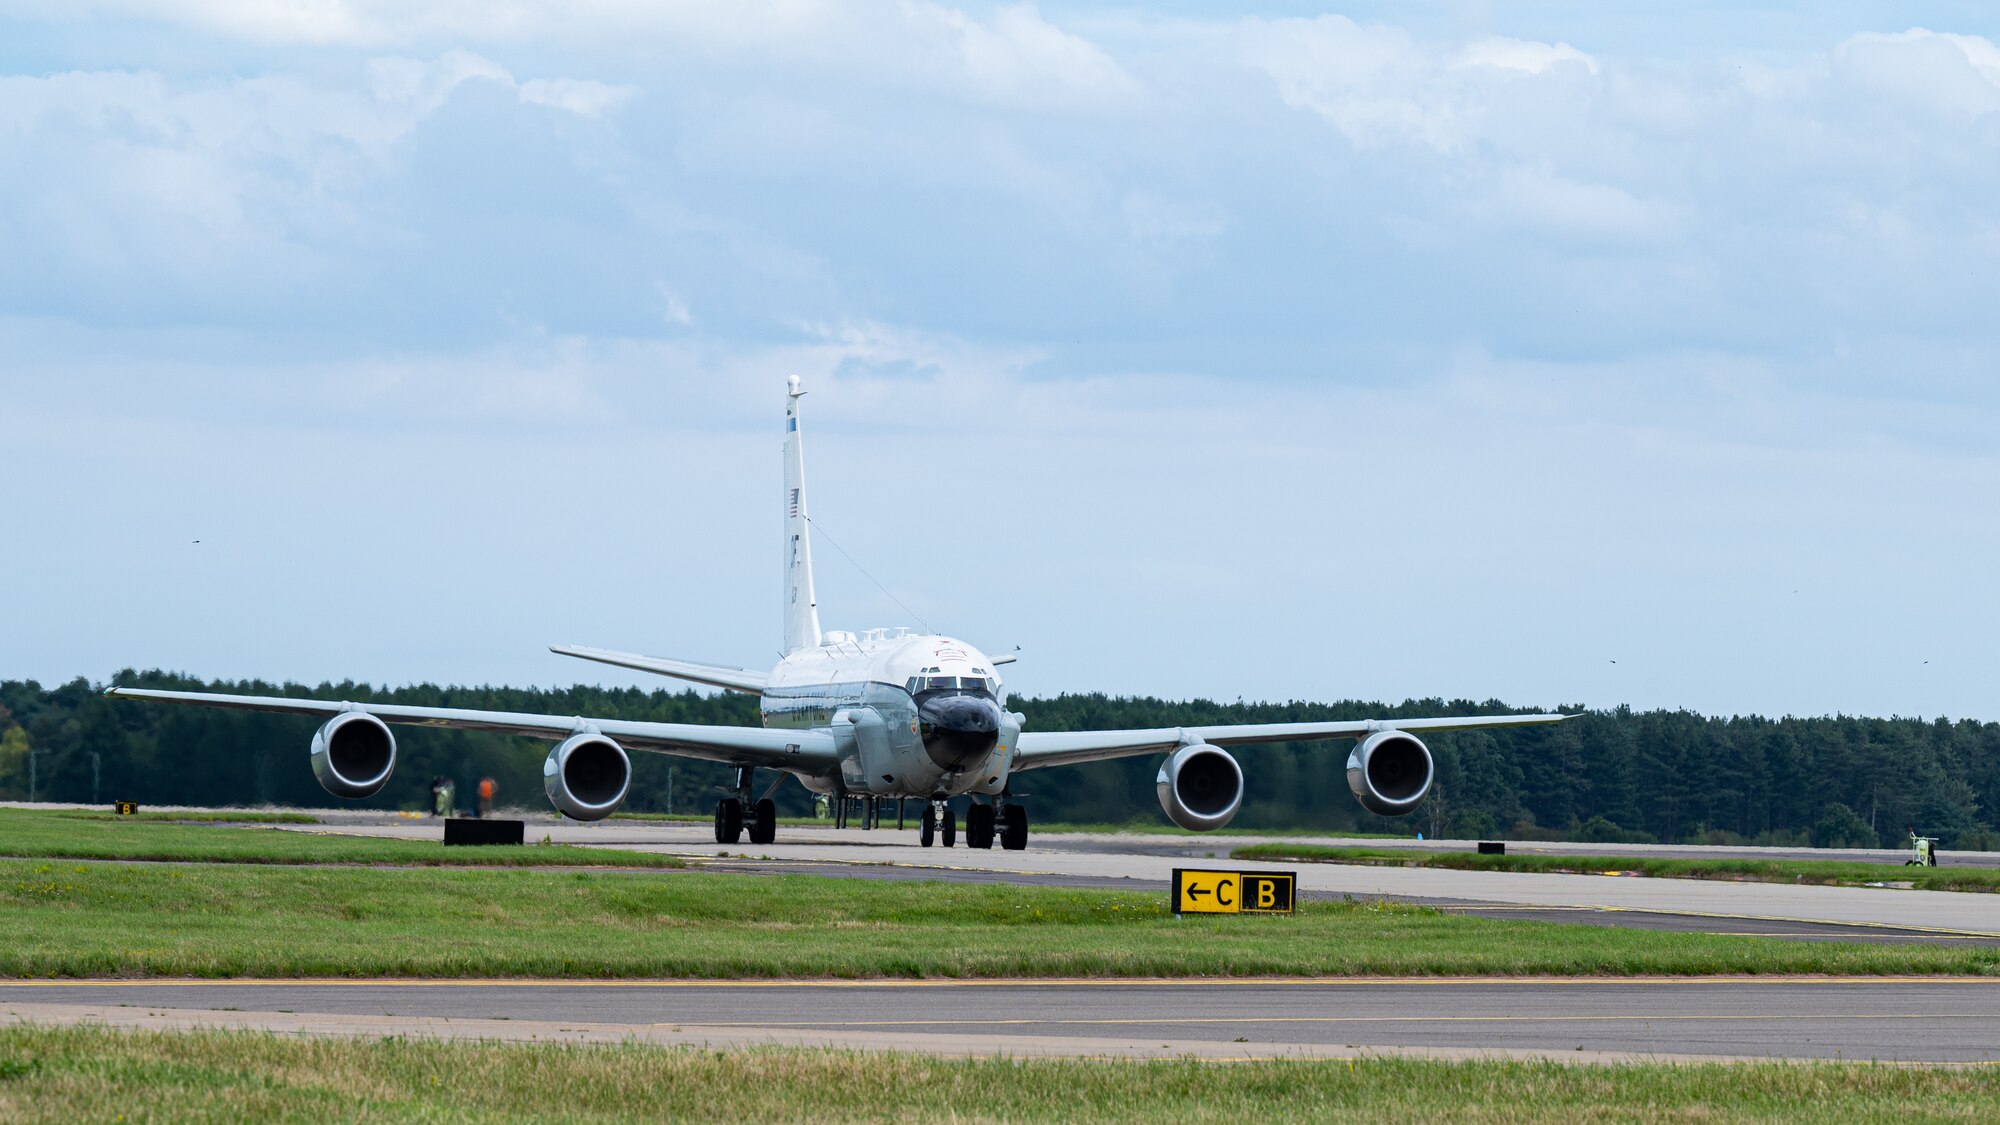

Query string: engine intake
1346 730 1433 817
543 734 631 821
310 712 397 799
1155 744 1244 831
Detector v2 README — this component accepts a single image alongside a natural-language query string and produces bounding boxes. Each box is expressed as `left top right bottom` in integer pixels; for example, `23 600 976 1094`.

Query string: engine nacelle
310 712 397 799
1155 744 1244 831
543 733 631 821
1346 730 1434 817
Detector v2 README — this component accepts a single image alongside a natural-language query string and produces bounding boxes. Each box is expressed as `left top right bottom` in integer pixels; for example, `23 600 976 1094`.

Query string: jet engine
543 733 631 821
1346 730 1433 817
310 712 397 799
1155 744 1244 831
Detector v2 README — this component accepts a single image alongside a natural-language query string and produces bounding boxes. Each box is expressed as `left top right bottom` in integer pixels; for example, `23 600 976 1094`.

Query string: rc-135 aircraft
112 377 1567 850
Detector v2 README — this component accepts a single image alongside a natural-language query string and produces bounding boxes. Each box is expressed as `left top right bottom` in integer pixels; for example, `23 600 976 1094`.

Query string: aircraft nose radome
919 695 1003 770
921 695 1002 734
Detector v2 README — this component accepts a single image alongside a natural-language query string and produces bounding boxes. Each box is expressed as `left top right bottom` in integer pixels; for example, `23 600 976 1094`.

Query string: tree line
2 671 1995 849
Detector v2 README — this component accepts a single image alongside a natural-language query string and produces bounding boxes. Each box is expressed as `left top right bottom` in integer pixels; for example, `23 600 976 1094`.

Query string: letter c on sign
1217 880 1234 907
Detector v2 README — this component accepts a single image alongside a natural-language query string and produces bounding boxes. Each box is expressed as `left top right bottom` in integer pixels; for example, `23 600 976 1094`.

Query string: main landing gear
714 767 777 845
917 800 1026 850
999 803 1028 851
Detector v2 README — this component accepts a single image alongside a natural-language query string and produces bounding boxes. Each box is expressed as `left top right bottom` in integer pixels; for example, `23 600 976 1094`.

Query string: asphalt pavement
7 978 1997 1063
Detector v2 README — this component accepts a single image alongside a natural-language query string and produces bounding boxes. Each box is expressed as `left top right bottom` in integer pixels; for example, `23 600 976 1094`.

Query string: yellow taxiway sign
1171 868 1295 915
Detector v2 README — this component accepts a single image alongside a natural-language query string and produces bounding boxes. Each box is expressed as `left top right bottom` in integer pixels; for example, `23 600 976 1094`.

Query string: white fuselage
759 630 1015 799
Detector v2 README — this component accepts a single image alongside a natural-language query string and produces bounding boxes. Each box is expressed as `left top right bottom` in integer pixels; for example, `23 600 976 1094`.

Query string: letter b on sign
1240 873 1294 913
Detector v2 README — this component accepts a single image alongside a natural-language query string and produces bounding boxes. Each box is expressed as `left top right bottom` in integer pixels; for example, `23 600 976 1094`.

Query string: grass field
4 1025 1997 1123
50 810 323 824
0 809 684 869
1231 843 2000 894
5 857 1997 979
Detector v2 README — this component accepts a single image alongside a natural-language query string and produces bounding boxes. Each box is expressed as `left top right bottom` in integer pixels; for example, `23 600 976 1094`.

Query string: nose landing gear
919 801 957 847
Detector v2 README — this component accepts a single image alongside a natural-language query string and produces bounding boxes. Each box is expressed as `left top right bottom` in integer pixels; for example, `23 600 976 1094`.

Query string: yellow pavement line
1695 932 1996 940
706 1012 2000 1029
5 975 1999 989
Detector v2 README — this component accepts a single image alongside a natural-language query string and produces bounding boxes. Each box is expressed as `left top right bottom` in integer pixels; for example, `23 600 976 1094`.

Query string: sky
2 2 1997 721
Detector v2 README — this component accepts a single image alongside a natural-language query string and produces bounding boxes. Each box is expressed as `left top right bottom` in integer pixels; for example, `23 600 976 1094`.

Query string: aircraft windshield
907 675 992 696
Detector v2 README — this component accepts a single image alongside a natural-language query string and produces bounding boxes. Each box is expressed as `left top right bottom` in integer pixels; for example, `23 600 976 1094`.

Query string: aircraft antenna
806 515 932 636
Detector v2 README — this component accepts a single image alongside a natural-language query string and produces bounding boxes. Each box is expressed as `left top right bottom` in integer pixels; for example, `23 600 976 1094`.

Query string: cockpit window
906 675 992 696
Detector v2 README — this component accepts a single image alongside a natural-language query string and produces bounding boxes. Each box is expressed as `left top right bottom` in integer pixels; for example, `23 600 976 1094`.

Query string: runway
6 978 1998 1063
278 819 2000 940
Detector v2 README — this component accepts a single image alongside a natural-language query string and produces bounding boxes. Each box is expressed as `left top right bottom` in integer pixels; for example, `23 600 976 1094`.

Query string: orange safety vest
478 779 496 800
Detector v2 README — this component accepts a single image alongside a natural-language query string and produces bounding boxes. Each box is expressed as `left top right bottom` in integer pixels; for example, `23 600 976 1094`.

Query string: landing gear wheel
1000 804 1028 851
919 805 937 847
747 798 777 845
967 803 996 850
713 798 743 844
941 809 957 848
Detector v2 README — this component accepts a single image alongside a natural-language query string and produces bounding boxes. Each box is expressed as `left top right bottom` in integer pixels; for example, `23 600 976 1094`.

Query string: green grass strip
4 860 1997 979
1231 843 2000 894
3 1025 1999 1123
50 810 322 825
0 809 682 869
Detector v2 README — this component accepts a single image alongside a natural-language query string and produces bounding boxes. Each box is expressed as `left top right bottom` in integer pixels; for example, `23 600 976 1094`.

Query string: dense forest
3 671 1996 849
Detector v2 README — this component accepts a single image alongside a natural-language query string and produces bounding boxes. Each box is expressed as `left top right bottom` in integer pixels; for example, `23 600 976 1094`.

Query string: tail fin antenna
783 376 824 654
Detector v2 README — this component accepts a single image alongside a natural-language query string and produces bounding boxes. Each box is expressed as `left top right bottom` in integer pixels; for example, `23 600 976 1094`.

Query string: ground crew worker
478 776 497 818
430 776 447 817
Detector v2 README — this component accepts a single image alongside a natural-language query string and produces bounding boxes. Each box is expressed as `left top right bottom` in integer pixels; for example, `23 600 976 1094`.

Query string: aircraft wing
548 645 770 694
1011 713 1572 772
105 688 835 771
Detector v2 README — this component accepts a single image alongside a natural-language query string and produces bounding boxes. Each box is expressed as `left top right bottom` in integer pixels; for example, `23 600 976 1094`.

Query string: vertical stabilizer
782 376 823 654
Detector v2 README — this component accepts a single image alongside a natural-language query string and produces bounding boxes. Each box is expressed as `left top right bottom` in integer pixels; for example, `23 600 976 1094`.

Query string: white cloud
1239 16 1599 153
9 1 1136 111
927 3 1140 109
0 51 634 314
364 49 511 111
517 77 634 118
1240 16 1460 151
1836 28 2000 117
656 285 693 326
1490 163 1679 245
365 50 635 117
1456 37 1598 77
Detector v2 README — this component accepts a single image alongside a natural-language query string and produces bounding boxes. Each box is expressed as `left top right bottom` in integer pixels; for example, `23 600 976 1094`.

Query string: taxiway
6 977 1996 1063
